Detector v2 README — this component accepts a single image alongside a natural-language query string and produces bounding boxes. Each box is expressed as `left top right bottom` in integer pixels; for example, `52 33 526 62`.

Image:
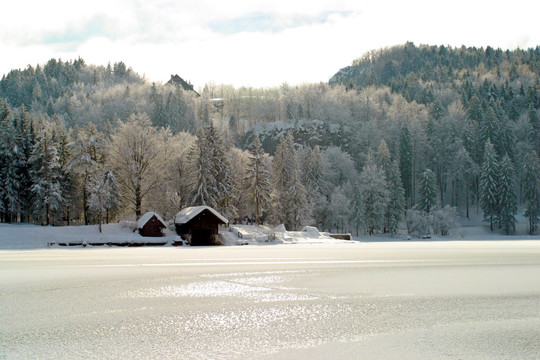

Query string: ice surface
1 243 539 359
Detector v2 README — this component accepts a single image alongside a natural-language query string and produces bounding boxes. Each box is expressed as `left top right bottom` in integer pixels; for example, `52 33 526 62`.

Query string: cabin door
191 229 213 246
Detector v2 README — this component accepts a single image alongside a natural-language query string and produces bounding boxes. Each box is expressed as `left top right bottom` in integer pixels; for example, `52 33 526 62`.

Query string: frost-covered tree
327 185 351 233
245 137 271 225
385 160 406 235
189 126 218 208
189 124 233 218
497 154 517 234
207 125 233 218
480 141 499 231
0 119 22 222
30 121 63 225
432 205 460 236
272 132 308 230
522 150 540 234
109 112 168 219
399 125 413 205
450 142 478 218
417 168 438 214
68 123 104 225
286 166 309 230
161 132 194 218
348 181 365 236
358 154 388 235
88 170 118 232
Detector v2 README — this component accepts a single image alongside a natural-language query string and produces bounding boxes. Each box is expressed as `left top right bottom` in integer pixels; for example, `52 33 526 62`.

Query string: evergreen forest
1 43 539 235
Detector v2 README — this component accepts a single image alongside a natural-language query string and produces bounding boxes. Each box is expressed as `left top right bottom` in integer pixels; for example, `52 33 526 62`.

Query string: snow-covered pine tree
348 181 365 236
245 136 271 225
358 154 388 235
30 121 63 225
385 160 406 235
522 150 540 234
189 124 233 217
479 103 499 156
0 118 21 222
15 109 36 222
207 124 234 219
302 145 323 192
285 166 309 231
52 118 75 225
497 154 517 234
417 168 438 214
272 131 296 227
189 126 218 208
479 140 499 231
450 142 478 218
399 126 413 205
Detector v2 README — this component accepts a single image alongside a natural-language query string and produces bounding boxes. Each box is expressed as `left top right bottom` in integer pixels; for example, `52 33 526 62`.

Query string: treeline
0 43 539 234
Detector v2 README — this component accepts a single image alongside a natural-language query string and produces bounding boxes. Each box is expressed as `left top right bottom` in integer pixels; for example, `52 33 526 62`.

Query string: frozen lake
1 241 539 359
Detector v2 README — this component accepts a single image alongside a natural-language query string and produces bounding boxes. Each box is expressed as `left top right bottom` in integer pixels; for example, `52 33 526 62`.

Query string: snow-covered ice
1 241 539 359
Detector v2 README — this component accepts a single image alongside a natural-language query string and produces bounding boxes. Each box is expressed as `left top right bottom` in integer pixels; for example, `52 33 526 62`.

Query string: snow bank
0 223 176 250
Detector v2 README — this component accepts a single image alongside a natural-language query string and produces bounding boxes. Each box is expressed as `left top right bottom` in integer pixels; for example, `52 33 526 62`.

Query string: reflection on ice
124 272 318 302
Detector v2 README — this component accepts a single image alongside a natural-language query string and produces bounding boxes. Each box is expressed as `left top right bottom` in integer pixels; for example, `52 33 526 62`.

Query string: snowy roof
137 212 167 229
174 206 228 225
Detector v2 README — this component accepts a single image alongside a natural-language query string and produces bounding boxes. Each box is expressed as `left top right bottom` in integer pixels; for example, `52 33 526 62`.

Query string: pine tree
385 160 406 235
522 151 539 235
417 168 438 214
349 181 365 236
286 166 309 231
358 154 388 235
272 131 296 226
190 126 218 208
480 141 499 231
245 137 271 225
528 104 540 155
30 121 63 225
0 119 21 222
497 154 517 234
271 131 307 230
399 126 413 204
189 124 233 217
208 124 233 217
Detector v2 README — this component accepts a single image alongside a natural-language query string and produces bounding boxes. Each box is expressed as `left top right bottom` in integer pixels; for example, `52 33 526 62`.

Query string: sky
1 0 538 89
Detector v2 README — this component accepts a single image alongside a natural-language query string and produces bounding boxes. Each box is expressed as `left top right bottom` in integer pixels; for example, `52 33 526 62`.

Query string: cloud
207 11 353 35
0 0 539 87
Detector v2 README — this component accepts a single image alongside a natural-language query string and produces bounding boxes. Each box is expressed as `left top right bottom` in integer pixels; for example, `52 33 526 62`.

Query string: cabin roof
137 212 167 229
174 206 228 225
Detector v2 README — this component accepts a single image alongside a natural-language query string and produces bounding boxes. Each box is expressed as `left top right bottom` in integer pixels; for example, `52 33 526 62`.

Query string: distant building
137 212 167 237
174 206 228 245
166 74 200 96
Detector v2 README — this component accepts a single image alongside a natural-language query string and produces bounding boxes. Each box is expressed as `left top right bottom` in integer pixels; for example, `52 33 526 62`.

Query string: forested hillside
0 43 539 235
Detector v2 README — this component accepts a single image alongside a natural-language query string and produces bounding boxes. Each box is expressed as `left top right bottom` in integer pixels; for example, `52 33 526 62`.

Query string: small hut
137 212 167 237
174 206 228 246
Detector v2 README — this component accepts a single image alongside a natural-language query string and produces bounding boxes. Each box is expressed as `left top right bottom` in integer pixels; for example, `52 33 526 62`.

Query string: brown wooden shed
137 212 167 237
174 206 228 246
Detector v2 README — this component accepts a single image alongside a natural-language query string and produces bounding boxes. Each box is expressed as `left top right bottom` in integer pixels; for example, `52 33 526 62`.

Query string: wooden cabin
137 212 167 237
174 206 228 246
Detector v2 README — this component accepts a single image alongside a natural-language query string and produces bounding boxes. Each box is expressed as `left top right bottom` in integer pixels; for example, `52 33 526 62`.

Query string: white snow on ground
0 216 539 250
0 223 177 250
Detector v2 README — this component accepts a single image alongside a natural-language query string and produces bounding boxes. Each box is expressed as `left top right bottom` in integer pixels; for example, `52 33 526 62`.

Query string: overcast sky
1 0 538 88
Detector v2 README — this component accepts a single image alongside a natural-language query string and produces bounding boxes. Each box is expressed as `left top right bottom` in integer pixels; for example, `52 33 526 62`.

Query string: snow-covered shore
0 221 538 250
